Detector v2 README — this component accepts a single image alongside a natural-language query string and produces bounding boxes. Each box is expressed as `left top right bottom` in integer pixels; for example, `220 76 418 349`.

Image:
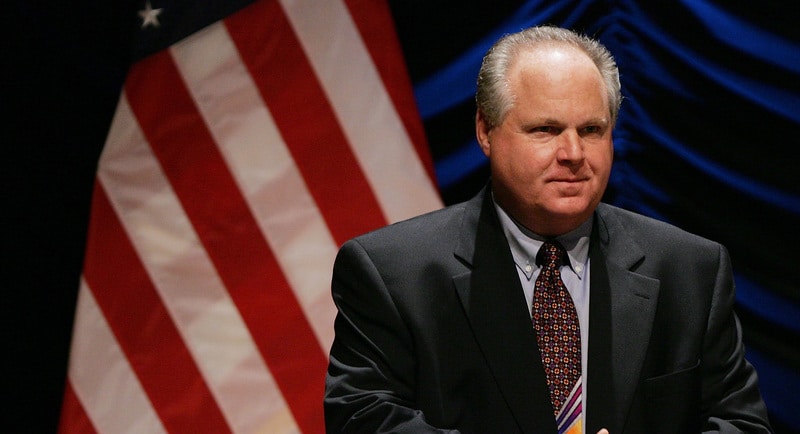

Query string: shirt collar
493 198 592 279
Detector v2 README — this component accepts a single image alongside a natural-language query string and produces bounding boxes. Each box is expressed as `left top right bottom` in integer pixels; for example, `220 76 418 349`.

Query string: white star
138 1 163 29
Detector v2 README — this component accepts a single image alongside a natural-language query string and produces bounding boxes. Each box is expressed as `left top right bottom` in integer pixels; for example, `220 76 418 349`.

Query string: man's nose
556 130 584 163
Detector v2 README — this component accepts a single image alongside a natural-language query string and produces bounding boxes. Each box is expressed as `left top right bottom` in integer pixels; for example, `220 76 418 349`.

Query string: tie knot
536 240 567 268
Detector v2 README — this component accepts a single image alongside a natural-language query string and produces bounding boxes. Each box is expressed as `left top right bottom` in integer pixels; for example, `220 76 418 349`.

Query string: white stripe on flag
281 0 443 223
98 94 298 433
68 279 167 434
170 21 339 352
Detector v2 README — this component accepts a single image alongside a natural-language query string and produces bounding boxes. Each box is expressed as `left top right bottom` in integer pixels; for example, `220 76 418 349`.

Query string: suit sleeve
323 239 458 433
700 244 772 433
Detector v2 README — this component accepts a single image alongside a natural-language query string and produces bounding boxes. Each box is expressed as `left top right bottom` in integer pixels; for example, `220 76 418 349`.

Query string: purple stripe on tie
556 381 582 431
560 384 581 418
557 402 581 434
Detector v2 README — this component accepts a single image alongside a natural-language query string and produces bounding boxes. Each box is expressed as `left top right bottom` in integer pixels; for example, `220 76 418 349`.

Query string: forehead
505 44 608 112
508 44 600 83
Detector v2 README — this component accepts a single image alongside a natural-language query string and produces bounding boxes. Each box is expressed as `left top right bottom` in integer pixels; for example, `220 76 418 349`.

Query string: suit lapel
453 190 557 433
586 205 660 433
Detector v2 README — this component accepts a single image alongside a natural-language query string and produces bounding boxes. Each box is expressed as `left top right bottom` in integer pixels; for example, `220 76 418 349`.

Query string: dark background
6 0 799 432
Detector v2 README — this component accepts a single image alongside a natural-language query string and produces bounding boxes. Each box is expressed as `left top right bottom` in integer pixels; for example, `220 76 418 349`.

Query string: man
324 26 771 433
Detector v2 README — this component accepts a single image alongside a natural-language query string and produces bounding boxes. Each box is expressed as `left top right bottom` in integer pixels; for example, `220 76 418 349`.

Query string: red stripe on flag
226 0 387 244
58 382 98 434
83 182 231 433
125 49 327 434
344 0 438 185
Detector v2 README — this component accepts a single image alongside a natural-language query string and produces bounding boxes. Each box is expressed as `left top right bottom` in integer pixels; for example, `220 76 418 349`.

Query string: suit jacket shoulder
595 202 720 250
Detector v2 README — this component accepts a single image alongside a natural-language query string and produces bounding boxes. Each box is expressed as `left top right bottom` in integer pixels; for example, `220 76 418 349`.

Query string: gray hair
476 25 621 129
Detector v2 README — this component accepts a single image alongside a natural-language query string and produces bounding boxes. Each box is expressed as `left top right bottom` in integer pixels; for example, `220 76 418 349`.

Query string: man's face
476 45 614 236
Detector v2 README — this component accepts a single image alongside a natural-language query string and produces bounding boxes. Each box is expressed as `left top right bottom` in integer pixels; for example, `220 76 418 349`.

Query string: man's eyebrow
522 117 609 126
581 117 609 126
523 118 562 125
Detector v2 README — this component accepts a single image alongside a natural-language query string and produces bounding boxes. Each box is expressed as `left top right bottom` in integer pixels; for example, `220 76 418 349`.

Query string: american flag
57 0 442 432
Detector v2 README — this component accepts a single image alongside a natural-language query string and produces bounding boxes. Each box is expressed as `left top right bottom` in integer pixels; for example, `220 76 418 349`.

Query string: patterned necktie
532 240 583 434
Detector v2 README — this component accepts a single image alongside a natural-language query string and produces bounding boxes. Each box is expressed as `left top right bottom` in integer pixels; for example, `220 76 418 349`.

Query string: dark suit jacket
324 188 771 433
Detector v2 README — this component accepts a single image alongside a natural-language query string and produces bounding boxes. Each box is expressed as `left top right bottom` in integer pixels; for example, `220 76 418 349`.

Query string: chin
547 197 594 215
539 200 595 225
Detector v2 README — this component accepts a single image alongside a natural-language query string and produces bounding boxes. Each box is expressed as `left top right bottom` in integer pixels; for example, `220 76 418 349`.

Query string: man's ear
475 111 492 157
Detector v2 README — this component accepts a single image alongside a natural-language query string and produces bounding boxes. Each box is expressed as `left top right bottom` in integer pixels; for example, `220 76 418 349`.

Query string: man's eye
530 126 555 134
582 125 602 134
